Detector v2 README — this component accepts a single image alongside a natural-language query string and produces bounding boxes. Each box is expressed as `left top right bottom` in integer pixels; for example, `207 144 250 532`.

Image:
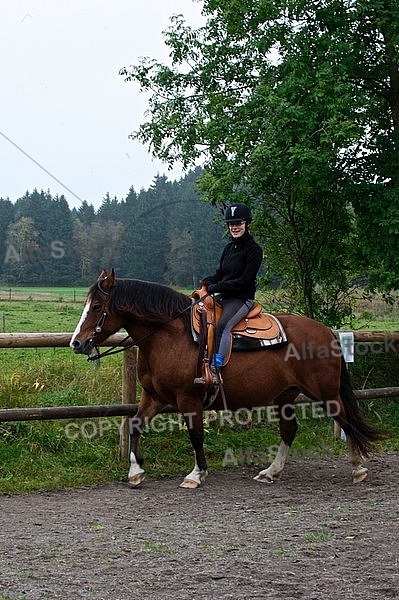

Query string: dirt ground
0 454 398 600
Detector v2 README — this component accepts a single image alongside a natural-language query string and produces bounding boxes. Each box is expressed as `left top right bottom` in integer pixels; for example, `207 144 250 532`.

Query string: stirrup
193 366 222 386
212 366 223 384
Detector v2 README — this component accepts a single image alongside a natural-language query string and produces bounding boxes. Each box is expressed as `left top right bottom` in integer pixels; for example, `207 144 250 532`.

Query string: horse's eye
92 304 102 312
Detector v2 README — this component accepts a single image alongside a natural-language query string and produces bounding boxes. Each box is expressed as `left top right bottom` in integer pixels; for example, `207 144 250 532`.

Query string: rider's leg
214 298 253 366
194 298 253 386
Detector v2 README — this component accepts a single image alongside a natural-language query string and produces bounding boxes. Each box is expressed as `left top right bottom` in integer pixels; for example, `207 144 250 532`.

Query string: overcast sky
1 0 204 209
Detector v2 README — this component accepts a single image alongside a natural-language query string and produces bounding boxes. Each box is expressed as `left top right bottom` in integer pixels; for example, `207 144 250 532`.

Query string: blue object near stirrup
213 353 224 369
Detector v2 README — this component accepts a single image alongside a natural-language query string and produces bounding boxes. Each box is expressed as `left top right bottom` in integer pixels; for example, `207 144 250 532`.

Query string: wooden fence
0 331 398 458
0 332 139 459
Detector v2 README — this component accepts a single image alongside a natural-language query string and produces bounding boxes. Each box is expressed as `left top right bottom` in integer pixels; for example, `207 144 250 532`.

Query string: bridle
87 280 134 360
88 310 108 346
88 280 110 347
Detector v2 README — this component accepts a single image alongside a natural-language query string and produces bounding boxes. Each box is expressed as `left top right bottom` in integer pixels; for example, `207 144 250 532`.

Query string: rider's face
228 220 246 238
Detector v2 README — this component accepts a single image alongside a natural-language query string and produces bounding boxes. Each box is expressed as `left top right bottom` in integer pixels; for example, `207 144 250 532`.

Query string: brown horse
70 269 381 488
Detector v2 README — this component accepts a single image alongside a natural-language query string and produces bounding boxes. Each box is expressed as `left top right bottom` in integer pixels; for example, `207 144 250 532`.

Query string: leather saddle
191 287 287 366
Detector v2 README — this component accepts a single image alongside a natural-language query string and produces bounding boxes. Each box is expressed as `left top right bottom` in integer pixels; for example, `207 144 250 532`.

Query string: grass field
0 287 398 494
0 286 88 302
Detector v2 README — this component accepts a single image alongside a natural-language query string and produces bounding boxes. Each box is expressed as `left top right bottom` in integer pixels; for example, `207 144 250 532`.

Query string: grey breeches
215 298 254 358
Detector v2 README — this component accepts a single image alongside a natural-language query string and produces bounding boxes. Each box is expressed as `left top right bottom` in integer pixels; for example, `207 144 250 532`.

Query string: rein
87 291 210 362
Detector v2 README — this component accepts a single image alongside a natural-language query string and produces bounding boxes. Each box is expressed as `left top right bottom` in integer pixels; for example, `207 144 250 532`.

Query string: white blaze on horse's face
70 300 91 348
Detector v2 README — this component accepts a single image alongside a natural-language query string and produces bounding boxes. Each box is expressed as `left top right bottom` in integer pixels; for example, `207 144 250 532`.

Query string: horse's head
70 268 122 355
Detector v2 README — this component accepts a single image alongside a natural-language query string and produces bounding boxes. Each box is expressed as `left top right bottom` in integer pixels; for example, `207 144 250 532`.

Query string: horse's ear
98 269 107 280
101 268 116 293
107 267 116 287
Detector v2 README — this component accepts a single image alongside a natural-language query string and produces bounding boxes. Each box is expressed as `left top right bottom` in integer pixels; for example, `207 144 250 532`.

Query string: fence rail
0 332 129 348
1 388 399 425
1 330 398 349
0 331 398 457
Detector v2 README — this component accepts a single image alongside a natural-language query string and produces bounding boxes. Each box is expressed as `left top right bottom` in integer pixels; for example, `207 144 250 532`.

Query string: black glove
207 284 219 294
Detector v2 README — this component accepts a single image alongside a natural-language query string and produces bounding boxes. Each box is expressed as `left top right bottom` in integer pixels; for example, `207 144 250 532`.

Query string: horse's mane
93 278 192 330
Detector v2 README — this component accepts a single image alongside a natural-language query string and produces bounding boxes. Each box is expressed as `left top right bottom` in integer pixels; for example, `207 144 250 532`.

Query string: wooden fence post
120 346 137 460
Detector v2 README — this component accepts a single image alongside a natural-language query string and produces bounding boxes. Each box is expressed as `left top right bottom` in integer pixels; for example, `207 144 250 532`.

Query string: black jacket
202 231 263 301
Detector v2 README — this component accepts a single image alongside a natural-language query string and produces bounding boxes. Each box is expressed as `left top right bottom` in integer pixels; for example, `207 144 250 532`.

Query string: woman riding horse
70 269 382 489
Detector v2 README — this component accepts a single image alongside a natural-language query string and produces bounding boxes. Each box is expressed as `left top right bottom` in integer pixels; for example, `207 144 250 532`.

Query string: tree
75 200 96 225
4 217 40 283
115 170 226 286
11 190 77 284
0 198 15 276
164 169 226 288
0 177 229 287
120 0 399 323
321 0 399 291
97 193 122 222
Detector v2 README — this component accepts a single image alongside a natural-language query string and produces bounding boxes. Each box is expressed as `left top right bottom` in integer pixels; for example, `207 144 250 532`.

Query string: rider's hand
206 284 219 294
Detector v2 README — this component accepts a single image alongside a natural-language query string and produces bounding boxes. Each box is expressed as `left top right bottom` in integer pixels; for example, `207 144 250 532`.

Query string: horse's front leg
179 403 208 489
128 389 163 488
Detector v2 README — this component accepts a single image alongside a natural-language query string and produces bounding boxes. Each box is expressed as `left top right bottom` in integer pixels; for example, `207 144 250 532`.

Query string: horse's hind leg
128 389 163 488
329 399 369 483
254 402 298 484
347 437 368 483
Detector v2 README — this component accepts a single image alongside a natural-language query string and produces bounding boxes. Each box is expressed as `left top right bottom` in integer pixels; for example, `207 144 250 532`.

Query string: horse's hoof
179 478 201 489
253 473 274 484
128 473 145 488
352 467 368 484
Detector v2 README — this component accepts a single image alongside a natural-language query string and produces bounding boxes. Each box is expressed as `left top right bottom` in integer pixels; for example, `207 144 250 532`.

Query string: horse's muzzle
70 338 92 355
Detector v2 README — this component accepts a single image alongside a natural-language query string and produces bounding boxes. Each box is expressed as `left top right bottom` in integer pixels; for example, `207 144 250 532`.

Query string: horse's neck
124 315 189 350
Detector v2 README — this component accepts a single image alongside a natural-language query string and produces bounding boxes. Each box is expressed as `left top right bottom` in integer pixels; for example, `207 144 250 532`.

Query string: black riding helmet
225 203 252 223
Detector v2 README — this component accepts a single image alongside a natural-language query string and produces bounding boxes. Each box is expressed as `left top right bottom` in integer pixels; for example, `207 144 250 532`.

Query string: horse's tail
339 356 384 457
